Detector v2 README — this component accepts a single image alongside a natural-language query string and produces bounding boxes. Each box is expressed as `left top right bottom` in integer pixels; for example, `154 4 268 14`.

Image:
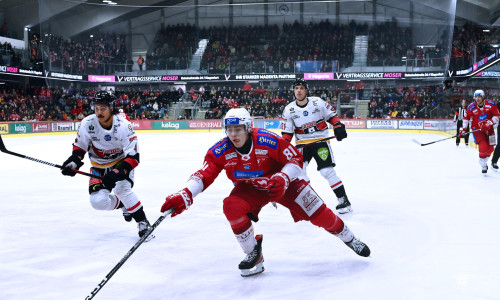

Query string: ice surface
0 131 499 300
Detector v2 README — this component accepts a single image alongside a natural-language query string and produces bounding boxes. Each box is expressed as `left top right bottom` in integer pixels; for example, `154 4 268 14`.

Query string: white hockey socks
235 225 257 254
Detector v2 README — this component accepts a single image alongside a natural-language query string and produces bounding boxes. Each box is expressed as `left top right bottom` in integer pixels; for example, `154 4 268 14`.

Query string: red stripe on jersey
129 136 137 142
330 181 342 189
124 158 139 169
127 201 141 212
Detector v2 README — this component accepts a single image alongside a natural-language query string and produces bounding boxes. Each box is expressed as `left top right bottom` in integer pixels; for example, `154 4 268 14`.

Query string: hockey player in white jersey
281 78 352 213
61 90 154 240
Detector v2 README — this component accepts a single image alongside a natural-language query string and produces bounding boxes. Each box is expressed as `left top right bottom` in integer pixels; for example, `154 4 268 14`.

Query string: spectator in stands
137 55 144 71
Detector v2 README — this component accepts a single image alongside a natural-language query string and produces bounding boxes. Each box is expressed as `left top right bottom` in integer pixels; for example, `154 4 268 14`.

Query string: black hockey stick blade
0 134 100 179
0 134 7 152
84 208 175 300
296 135 337 149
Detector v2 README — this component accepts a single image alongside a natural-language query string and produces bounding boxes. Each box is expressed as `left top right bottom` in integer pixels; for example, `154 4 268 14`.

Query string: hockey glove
102 168 128 190
333 122 347 141
161 188 193 217
479 120 494 133
458 127 468 138
267 172 290 201
61 154 84 177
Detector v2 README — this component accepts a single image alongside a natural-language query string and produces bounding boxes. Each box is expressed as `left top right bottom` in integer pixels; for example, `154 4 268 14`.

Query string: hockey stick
0 134 101 179
85 208 174 300
295 135 337 149
414 129 480 146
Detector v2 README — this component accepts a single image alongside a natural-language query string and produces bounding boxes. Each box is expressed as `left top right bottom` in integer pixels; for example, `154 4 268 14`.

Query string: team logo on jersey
303 111 309 116
233 170 264 179
478 114 488 121
244 165 251 170
104 134 112 141
317 147 329 161
257 135 278 149
88 124 95 133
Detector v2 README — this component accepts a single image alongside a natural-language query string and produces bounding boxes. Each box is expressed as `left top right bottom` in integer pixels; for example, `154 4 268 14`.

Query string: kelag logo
161 122 180 129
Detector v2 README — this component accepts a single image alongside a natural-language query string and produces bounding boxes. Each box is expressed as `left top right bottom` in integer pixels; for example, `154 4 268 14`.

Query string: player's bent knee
89 189 114 210
223 195 248 219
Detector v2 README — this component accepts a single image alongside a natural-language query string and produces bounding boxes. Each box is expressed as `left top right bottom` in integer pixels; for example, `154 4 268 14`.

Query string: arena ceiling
0 0 499 37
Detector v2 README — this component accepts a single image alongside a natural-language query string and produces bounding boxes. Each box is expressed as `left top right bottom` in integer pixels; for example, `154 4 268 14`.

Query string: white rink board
0 131 499 300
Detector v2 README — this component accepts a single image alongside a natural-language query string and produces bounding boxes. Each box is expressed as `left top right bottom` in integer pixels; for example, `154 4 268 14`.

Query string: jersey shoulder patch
255 130 279 149
209 138 233 157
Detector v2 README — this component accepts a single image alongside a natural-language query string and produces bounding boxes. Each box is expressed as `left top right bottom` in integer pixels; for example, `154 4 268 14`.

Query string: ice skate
492 162 498 171
239 234 264 277
137 220 155 242
482 166 488 174
336 195 352 214
345 237 371 257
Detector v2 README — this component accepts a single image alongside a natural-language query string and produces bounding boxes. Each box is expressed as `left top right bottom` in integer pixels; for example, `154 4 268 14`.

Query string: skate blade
337 206 353 214
240 262 265 277
143 234 155 242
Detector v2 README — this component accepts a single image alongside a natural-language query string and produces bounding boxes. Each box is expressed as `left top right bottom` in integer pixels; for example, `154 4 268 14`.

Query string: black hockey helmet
293 78 308 89
92 90 116 110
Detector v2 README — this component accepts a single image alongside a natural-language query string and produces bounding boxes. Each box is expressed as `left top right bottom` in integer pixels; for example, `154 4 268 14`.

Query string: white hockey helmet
223 108 252 133
119 108 124 113
474 89 485 98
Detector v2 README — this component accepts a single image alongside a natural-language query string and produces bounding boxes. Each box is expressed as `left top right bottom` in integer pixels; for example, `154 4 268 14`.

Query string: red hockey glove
267 172 290 200
161 188 193 217
479 120 494 133
458 127 468 138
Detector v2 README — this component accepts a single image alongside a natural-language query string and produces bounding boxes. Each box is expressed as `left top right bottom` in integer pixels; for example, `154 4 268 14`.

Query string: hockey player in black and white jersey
61 90 154 240
281 78 352 213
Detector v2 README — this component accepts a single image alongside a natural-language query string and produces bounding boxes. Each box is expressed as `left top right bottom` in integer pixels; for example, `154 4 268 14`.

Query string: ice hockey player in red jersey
281 78 352 213
460 89 500 173
61 91 154 240
160 107 370 277
118 108 130 121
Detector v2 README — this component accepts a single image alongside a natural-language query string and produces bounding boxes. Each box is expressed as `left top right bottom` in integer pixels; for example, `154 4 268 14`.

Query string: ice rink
0 130 499 300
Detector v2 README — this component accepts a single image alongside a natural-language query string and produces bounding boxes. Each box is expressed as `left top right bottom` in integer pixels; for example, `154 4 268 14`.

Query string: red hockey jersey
464 99 500 132
189 129 303 193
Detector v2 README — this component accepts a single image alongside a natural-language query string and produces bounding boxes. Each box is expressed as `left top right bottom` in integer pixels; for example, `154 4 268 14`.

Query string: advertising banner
152 121 188 130
343 120 366 129
9 123 32 134
33 122 51 132
366 120 398 129
398 120 424 130
188 120 222 129
51 122 75 132
262 120 281 129
130 121 152 130
88 75 116 82
0 123 9 134
423 120 442 131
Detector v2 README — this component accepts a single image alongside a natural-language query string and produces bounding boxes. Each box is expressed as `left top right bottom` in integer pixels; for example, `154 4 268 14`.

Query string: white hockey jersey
281 96 337 144
74 114 139 168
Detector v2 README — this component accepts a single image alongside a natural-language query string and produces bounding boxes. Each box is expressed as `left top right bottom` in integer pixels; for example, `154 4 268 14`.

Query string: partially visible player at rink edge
161 107 370 277
490 99 500 170
280 78 352 214
61 90 154 241
459 89 500 173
